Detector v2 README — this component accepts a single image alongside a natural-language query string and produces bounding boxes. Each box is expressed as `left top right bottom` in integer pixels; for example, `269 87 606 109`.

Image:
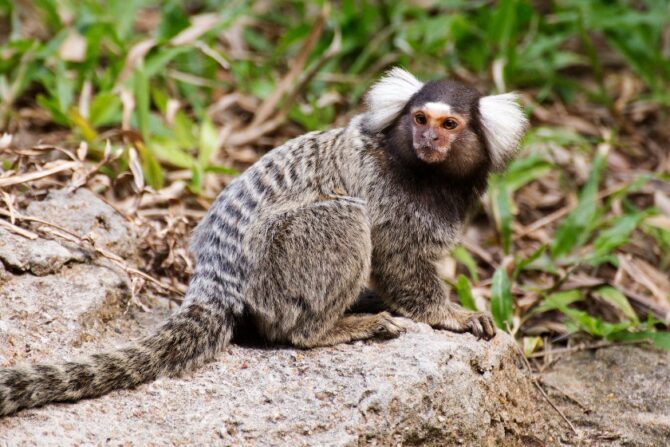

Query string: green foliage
593 286 638 323
530 288 662 347
485 144 666 348
551 148 607 258
491 267 514 331
454 274 477 312
533 290 583 315
452 246 479 282
512 245 545 280
612 329 670 351
3 0 669 187
1 0 668 349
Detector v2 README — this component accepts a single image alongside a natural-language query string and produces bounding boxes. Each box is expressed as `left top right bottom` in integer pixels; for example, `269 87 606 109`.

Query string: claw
437 311 496 341
375 312 407 339
472 313 496 340
468 316 484 339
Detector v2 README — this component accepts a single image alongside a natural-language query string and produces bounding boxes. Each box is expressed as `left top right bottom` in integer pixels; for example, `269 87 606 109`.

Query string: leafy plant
1 0 668 352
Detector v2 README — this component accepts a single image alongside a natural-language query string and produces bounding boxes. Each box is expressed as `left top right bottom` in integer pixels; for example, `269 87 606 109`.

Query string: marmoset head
364 68 528 176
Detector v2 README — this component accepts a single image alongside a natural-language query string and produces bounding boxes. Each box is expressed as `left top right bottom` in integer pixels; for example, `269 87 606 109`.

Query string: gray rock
0 227 85 275
0 262 132 366
0 310 571 446
25 188 137 259
542 345 670 446
0 187 576 445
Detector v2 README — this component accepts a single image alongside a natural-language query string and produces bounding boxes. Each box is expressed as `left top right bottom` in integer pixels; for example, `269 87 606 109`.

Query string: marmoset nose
423 128 438 141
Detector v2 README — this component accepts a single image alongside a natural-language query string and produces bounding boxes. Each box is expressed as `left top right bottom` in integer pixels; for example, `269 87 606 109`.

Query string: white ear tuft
364 67 424 133
479 93 528 171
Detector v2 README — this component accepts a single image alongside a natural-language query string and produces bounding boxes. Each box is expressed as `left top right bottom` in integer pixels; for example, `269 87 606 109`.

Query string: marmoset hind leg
245 195 405 348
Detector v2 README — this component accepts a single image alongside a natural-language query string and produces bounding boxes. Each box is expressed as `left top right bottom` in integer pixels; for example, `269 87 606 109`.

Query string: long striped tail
0 302 234 417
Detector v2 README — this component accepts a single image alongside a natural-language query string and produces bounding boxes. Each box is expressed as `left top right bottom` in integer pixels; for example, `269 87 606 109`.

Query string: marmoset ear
364 67 424 133
479 93 528 171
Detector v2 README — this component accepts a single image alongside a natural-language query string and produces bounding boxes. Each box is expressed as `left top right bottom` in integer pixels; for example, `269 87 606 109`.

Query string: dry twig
0 160 80 188
226 4 338 147
0 208 184 303
0 217 38 239
515 344 580 437
528 339 648 358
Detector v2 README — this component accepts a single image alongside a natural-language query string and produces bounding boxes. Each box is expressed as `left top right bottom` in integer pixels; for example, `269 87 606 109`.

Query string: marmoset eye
443 118 458 130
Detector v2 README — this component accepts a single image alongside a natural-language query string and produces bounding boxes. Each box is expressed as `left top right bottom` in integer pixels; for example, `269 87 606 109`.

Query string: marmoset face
410 101 469 164
366 68 527 176
403 80 486 173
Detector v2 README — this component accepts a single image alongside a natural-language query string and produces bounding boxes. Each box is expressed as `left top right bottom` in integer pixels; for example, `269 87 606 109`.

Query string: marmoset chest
366 190 463 256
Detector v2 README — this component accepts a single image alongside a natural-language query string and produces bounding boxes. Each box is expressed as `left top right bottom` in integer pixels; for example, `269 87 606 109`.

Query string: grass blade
490 176 514 254
455 274 477 312
593 286 638 323
198 118 218 168
490 267 513 331
452 246 479 281
551 146 607 258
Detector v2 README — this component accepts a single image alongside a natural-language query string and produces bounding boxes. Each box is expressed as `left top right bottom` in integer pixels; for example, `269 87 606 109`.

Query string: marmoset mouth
415 145 449 163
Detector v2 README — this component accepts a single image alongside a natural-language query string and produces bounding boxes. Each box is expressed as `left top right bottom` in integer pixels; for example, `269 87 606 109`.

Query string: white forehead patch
364 67 424 133
423 102 452 115
479 93 528 171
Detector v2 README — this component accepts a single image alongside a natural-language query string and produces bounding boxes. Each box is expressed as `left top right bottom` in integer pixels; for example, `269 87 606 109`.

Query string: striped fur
0 70 525 416
0 303 233 416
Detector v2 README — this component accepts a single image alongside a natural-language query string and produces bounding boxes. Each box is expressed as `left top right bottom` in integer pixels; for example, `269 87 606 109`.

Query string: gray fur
0 70 525 416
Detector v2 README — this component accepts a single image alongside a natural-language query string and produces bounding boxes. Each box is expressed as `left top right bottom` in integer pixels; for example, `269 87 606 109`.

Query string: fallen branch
0 160 80 188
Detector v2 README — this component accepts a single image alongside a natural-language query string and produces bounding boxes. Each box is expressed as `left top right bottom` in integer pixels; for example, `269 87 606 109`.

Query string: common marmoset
0 68 527 416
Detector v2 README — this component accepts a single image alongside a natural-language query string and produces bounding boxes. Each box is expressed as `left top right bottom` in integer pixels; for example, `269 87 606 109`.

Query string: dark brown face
410 102 466 164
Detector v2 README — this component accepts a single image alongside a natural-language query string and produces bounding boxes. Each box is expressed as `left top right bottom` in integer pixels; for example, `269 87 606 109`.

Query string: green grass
1 0 669 351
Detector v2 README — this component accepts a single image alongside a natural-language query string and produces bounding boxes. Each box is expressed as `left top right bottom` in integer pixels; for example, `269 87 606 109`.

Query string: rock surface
0 227 85 276
25 187 138 258
542 345 670 447
0 188 584 445
0 327 570 446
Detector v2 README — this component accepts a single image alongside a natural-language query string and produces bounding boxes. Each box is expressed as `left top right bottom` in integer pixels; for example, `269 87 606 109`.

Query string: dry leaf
170 14 221 46
59 31 86 62
116 38 156 87
0 133 13 149
128 147 145 192
645 215 670 231
654 191 670 217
